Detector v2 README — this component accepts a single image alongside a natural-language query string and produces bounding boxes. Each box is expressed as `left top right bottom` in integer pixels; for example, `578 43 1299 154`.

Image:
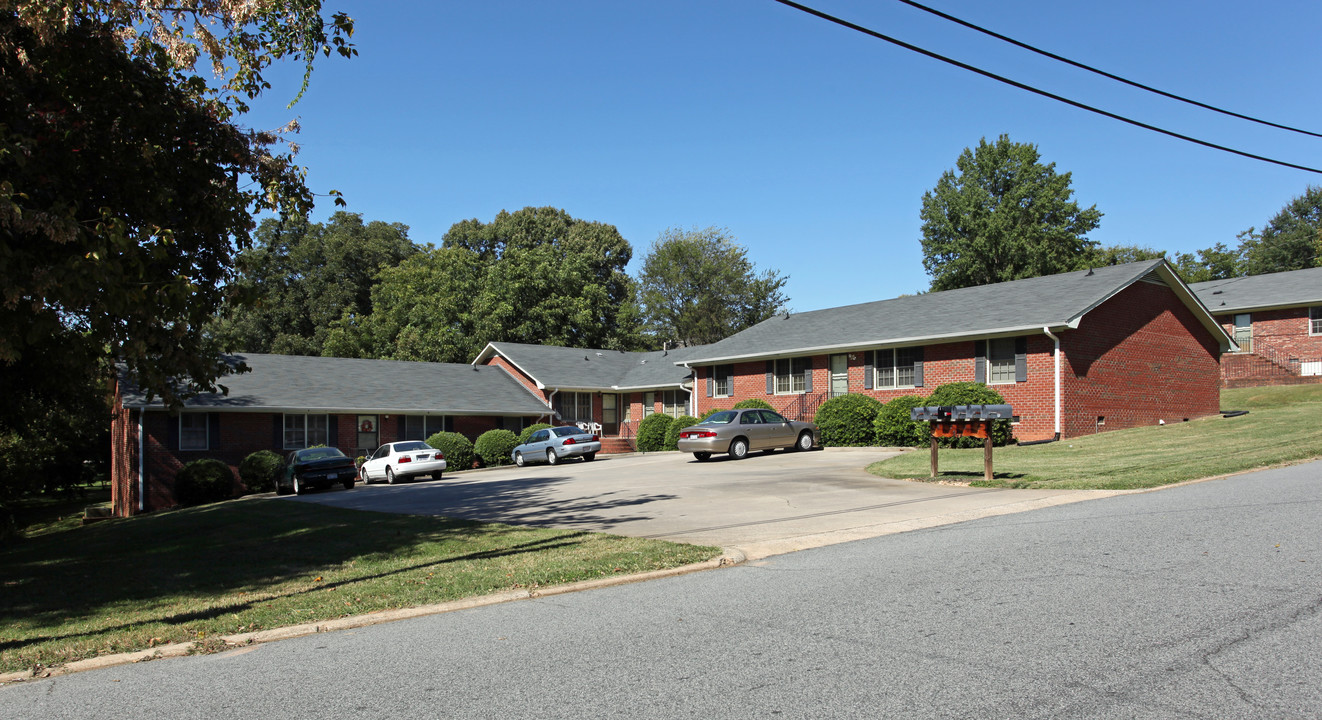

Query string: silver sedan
676 409 820 461
512 426 602 466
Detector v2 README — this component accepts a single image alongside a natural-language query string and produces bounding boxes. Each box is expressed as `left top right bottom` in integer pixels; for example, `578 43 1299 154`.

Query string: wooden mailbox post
911 405 1013 482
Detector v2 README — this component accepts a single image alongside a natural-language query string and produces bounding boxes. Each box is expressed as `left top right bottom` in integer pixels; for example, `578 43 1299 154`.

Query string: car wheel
342 476 354 490
515 451 525 467
293 475 303 495
386 466 396 484
694 452 711 462
583 452 596 462
546 449 559 466
360 467 370 485
796 431 813 451
729 438 749 460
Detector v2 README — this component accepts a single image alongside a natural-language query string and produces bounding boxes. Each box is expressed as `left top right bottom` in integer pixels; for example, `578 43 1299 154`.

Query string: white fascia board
1202 299 1322 315
123 404 549 416
674 324 1072 366
609 382 691 391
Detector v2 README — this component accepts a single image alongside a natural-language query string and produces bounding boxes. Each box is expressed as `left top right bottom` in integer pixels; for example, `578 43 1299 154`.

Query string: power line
890 0 1322 139
769 0 1322 175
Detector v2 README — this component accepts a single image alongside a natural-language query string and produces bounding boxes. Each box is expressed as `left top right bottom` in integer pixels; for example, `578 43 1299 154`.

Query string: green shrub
874 395 931 447
732 398 774 411
173 459 234 507
663 415 699 451
426 431 475 471
518 423 554 445
813 393 884 446
925 382 1013 447
474 429 520 467
238 450 283 494
636 413 674 452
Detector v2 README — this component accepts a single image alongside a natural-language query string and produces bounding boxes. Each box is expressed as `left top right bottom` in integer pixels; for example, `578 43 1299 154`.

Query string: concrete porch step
598 438 635 454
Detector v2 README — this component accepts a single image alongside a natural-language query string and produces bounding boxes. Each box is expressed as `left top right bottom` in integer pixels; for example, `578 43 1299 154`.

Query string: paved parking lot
290 448 1119 558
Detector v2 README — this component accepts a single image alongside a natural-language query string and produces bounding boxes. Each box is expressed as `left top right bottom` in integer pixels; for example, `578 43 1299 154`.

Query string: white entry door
830 354 848 397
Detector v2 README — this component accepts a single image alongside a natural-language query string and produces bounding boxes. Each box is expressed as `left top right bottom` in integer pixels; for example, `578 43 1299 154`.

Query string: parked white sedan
360 441 447 484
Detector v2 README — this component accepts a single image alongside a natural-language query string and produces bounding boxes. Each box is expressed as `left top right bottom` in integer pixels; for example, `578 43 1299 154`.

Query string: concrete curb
0 548 746 687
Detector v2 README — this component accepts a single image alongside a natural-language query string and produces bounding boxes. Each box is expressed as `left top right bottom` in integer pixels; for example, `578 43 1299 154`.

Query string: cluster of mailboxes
911 404 1013 438
910 404 1013 422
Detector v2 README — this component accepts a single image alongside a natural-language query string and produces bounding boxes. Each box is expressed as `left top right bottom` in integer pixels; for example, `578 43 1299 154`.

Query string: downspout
1043 327 1062 441
681 362 696 417
547 389 557 424
137 409 145 513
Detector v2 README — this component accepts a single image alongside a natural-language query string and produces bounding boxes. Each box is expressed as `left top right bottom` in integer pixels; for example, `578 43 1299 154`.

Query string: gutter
1036 326 1063 444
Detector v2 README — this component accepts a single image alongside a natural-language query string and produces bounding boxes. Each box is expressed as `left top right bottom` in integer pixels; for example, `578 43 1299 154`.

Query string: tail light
563 438 576 445
399 456 412 464
591 434 599 442
683 430 717 439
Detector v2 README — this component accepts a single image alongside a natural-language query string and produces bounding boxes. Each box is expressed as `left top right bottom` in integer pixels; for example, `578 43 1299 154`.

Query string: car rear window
701 411 738 425
394 441 430 452
552 426 581 437
299 448 344 461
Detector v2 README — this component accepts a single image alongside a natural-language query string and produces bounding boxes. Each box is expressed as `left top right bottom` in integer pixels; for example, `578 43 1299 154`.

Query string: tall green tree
920 135 1103 291
1087 244 1165 267
1239 186 1322 276
212 213 419 356
637 227 789 346
1171 242 1243 283
337 207 644 362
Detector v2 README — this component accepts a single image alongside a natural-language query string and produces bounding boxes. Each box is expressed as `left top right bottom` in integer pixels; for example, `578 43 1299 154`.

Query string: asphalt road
286 448 1113 557
4 460 1319 718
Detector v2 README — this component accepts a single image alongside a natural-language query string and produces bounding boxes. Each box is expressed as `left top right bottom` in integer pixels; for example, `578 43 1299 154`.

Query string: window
873 348 918 389
713 364 733 397
774 358 810 394
554 392 595 424
988 338 1016 384
1311 307 1321 336
179 414 208 451
662 390 688 418
1233 314 1252 351
283 414 328 449
643 392 656 414
403 416 448 441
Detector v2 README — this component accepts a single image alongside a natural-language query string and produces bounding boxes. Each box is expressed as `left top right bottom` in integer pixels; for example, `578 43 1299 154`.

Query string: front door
1233 314 1252 352
602 393 619 436
829 354 848 397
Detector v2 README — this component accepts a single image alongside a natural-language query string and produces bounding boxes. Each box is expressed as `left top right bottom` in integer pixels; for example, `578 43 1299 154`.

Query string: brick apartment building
1190 266 1322 387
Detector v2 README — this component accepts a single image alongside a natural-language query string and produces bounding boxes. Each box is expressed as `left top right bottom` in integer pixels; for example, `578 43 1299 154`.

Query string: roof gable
473 342 697 391
1190 266 1322 314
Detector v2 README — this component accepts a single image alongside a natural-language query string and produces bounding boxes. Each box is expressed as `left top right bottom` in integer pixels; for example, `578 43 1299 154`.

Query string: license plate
417 454 430 460
327 473 338 480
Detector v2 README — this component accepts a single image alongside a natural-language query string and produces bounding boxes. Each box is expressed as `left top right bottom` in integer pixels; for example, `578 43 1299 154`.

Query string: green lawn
868 384 1322 490
0 499 719 675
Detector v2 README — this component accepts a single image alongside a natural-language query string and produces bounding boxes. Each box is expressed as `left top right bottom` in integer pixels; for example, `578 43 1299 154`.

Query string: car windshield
552 426 581 437
393 441 431 452
701 411 738 425
297 448 344 461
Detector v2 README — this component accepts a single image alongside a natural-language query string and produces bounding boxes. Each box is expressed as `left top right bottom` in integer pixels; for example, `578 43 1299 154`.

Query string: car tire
546 449 559 466
342 477 354 490
275 480 290 496
515 451 525 467
583 452 596 462
729 438 749 460
293 475 303 495
386 466 396 485
796 431 813 452
694 452 711 462
360 467 370 485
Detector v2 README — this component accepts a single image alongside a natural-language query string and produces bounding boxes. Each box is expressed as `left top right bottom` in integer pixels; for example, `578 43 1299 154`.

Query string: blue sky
246 0 1322 312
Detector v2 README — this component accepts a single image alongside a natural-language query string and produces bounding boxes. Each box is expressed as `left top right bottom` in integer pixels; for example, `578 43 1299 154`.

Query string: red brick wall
1216 307 1322 358
1212 308 1322 387
1060 281 1221 436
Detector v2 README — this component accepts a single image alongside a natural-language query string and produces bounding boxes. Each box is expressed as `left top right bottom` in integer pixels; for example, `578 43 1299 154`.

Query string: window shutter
328 415 339 447
863 351 874 390
913 347 925 388
397 415 406 438
706 372 713 398
975 341 986 383
803 361 813 393
208 413 221 451
169 414 180 450
1015 337 1028 382
272 415 283 450
765 361 774 394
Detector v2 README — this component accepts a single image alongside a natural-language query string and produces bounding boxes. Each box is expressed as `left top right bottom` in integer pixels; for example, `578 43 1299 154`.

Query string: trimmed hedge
518 423 554 445
925 382 1013 447
238 450 283 494
474 429 520 467
732 398 774 411
874 395 931 447
174 458 234 507
663 415 698 451
813 393 884 446
426 431 475 471
636 413 674 452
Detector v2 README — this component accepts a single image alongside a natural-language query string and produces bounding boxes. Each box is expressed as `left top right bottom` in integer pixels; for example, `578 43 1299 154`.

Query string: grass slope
868 384 1322 489
0 500 718 675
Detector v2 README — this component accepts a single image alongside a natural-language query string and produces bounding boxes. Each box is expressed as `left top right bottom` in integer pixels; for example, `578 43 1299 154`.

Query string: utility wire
770 0 1322 175
891 0 1322 139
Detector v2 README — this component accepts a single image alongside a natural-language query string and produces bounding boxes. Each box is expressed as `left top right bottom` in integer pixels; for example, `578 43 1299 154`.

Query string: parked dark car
277 447 357 495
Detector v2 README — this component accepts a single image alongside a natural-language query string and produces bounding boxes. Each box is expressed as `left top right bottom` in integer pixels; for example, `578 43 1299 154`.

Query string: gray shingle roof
681 259 1227 365
476 341 697 391
120 353 553 416
1189 266 1322 314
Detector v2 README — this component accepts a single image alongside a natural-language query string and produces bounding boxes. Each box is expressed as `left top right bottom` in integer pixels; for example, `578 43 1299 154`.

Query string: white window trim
179 414 208 451
1310 306 1321 336
283 413 329 450
773 358 807 396
873 349 917 390
987 338 1017 385
714 364 733 398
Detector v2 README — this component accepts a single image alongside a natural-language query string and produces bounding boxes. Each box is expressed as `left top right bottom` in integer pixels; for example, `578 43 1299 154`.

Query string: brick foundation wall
1060 281 1221 436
